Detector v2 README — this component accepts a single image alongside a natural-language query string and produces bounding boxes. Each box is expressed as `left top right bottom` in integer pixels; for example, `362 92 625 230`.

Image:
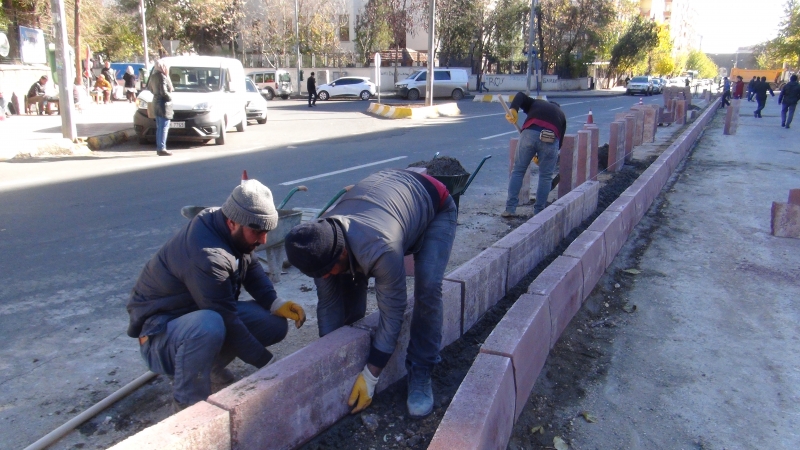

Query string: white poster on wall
19 26 47 64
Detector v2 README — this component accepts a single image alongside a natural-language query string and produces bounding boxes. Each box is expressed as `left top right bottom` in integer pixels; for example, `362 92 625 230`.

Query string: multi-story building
639 0 699 53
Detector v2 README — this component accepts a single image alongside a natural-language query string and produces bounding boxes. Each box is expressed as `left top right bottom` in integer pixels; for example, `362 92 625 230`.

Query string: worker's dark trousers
140 302 287 405
755 95 767 116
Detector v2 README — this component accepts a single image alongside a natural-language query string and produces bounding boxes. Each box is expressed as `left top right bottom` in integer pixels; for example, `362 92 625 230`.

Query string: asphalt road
0 92 669 448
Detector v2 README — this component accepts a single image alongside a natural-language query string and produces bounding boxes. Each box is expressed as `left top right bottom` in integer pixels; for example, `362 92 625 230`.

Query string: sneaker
210 366 235 385
406 363 433 418
157 150 173 156
782 123 786 127
500 211 515 218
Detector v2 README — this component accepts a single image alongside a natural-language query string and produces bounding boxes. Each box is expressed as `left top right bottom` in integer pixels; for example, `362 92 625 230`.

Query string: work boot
500 210 515 218
406 363 433 418
210 366 235 385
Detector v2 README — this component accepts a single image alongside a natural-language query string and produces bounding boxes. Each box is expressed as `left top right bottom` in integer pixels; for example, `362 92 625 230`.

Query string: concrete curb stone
445 247 509 334
366 102 460 119
527 255 584 347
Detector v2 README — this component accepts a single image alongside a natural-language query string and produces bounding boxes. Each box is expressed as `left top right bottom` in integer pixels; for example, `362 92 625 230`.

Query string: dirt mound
408 156 469 176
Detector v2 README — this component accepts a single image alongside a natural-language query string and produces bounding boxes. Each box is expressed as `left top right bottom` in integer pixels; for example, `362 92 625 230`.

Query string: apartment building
639 0 699 53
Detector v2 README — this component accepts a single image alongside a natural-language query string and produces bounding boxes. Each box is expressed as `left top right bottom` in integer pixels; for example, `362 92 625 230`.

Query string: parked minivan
134 56 248 146
246 69 293 100
395 68 469 100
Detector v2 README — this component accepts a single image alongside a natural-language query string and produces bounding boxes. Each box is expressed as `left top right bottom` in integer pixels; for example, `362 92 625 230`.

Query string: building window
339 15 350 42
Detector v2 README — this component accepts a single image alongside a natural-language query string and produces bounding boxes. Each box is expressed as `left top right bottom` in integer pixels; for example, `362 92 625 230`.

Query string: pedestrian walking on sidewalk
502 91 567 217
307 72 317 107
284 168 457 419
720 77 731 108
747 76 757 101
733 76 745 99
147 60 175 156
126 179 306 411
753 76 775 118
778 74 800 129
122 66 137 103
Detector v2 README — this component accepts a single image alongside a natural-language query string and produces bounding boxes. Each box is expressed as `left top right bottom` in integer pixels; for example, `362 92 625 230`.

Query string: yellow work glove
505 109 518 125
533 155 540 166
270 298 306 328
348 365 379 414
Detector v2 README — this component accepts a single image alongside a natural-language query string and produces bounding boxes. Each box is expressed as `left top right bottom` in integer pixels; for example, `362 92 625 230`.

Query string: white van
394 68 469 100
134 56 248 145
246 69 293 100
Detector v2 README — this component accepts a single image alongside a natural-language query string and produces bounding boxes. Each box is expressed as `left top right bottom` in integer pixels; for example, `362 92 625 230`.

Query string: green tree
651 23 676 76
434 0 480 67
755 0 800 68
685 50 717 79
607 15 658 84
354 1 392 64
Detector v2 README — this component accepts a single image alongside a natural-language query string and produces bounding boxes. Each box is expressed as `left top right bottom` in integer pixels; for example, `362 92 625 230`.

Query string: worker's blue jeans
155 116 170 151
506 127 559 214
140 302 287 405
315 196 458 369
781 103 797 127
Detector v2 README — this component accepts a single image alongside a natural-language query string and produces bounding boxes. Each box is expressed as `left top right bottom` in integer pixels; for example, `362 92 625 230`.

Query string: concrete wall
467 74 591 92
0 64 53 114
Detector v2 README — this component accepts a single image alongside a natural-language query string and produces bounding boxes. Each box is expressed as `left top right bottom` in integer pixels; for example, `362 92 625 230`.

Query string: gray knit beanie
221 180 279 231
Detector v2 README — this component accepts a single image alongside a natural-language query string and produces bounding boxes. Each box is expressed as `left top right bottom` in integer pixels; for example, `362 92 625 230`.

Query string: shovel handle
315 185 355 219
498 95 522 133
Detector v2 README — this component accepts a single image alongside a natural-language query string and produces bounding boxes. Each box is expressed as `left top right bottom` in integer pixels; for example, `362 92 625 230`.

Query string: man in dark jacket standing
146 60 174 156
747 76 757 101
307 71 317 107
502 91 567 217
778 74 800 129
753 76 775 118
127 180 306 411
284 168 457 419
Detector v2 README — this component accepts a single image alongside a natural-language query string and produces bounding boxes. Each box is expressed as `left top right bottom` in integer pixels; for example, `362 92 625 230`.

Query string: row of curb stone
428 96 721 449
366 102 461 119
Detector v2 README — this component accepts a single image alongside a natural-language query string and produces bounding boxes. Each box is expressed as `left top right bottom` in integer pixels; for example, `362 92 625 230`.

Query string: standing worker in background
502 91 567 217
747 76 757 101
753 76 775 118
284 168 457 418
126 179 306 411
147 60 174 156
733 76 745 99
778 74 800 129
720 77 731 108
307 71 317 107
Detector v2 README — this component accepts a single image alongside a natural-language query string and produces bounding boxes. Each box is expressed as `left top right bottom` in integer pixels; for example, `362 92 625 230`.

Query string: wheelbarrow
180 182 308 283
427 155 492 208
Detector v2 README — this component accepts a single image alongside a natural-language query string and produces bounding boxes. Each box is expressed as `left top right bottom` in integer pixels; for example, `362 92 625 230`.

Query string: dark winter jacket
779 81 800 106
146 70 173 119
307 75 316 93
127 208 279 368
510 91 568 148
317 169 450 368
753 80 774 98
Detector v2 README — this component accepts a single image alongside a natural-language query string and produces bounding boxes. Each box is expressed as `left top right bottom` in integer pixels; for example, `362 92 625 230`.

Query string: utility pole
525 0 537 95
295 0 301 97
50 0 77 141
73 0 81 85
425 0 435 107
140 0 149 67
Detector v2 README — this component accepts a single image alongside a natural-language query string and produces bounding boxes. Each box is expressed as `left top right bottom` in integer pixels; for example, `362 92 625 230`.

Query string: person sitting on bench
27 75 49 115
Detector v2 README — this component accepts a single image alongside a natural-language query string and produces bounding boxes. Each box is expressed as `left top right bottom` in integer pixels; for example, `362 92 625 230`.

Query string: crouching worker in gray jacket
284 168 458 418
127 180 306 411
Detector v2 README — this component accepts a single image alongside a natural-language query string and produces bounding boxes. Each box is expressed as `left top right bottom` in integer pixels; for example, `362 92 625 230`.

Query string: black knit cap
285 219 345 278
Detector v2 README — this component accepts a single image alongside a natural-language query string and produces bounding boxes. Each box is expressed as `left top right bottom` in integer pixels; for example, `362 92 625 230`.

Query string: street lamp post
139 0 149 67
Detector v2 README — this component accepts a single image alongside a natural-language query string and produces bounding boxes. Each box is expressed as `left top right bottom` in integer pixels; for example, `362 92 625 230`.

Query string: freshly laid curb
87 128 136 151
366 102 460 119
430 96 721 449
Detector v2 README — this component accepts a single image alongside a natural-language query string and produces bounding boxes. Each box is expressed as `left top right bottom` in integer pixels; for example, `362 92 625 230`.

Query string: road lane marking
279 156 408 185
480 130 518 140
559 101 588 106
465 112 506 119
610 107 624 111
567 114 587 120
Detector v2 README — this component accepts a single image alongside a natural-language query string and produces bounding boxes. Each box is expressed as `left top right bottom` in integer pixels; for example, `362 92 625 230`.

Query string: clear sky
695 0 787 53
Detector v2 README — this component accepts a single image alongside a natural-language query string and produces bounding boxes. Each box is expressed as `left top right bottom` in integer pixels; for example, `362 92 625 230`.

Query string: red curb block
492 222 547 291
563 230 607 302
207 327 370 450
480 293 551 420
445 247 509 334
428 353 516 450
527 255 584 347
108 401 231 450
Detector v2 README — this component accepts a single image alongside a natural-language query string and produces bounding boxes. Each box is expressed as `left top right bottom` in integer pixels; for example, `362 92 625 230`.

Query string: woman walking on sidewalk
147 60 174 156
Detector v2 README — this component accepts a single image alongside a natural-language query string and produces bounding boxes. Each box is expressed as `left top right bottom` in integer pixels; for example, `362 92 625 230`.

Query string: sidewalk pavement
533 99 800 448
0 101 137 160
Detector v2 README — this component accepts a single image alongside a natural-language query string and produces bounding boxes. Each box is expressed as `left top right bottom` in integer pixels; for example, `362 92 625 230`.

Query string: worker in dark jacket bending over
503 91 567 217
127 180 306 411
284 168 457 418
